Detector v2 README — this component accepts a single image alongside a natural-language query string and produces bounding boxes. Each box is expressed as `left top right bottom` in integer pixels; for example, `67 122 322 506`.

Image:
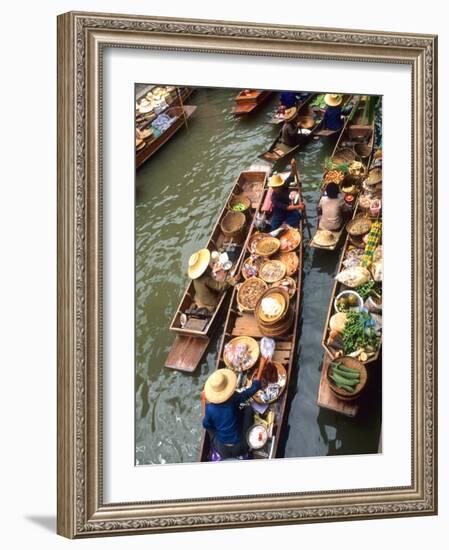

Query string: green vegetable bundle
329 362 360 393
342 311 380 354
356 281 382 300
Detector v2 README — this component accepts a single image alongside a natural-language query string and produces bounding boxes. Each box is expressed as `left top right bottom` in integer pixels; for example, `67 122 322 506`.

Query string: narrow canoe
268 93 314 125
165 168 269 372
199 173 304 461
136 105 197 169
258 95 351 170
310 95 375 250
320 212 382 365
233 89 273 116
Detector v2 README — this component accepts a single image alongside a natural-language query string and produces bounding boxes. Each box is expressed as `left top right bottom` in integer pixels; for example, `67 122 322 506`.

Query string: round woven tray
259 260 286 283
277 251 299 276
346 216 372 236
252 362 288 404
255 287 289 325
237 277 267 312
364 167 382 186
223 336 259 371
255 237 281 257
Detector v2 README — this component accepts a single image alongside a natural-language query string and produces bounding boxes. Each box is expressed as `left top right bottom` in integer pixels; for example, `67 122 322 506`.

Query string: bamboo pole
177 86 189 129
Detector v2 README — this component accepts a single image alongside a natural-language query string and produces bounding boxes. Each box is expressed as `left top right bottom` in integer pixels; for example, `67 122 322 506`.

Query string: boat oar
291 159 312 241
177 87 189 129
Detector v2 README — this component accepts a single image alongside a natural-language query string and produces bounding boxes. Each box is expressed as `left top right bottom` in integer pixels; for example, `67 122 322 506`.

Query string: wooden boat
310 96 375 250
199 173 304 461
258 94 351 170
165 168 269 372
233 89 273 116
268 93 314 125
136 105 197 169
320 212 382 366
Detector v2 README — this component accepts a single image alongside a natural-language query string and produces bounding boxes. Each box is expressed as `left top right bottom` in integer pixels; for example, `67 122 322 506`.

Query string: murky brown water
135 87 381 465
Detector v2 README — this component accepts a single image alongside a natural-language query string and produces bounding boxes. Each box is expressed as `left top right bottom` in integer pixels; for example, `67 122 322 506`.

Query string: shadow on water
135 88 381 464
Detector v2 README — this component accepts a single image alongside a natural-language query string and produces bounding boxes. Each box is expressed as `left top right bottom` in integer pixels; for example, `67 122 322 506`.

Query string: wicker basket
255 287 290 327
331 147 356 165
220 211 246 243
228 194 251 214
254 237 281 258
223 336 259 371
236 277 267 312
354 142 372 160
326 356 367 401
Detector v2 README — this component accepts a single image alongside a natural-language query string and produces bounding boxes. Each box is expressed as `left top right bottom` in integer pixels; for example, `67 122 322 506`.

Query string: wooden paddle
176 87 189 129
291 158 312 241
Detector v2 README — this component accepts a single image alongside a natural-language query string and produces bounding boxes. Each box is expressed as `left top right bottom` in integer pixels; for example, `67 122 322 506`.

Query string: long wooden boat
165 168 269 372
258 94 350 170
268 93 314 125
199 173 304 461
310 96 375 250
136 105 197 169
320 212 382 366
233 89 273 116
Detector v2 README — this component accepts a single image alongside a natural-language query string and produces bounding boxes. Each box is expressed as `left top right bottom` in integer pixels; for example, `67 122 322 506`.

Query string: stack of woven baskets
255 287 294 337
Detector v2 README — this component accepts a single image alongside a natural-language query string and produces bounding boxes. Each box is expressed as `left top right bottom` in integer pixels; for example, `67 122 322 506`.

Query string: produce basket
326 356 367 401
228 194 251 214
331 147 356 165
223 336 259 371
220 211 246 243
237 277 267 312
254 237 281 257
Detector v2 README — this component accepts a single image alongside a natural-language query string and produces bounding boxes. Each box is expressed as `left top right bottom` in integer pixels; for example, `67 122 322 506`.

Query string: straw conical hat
324 94 343 107
187 248 211 279
204 369 237 404
268 173 286 188
314 229 338 247
284 107 297 121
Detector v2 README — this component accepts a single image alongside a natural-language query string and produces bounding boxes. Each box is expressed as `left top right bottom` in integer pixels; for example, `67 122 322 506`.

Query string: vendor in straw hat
188 248 240 309
202 367 262 459
280 107 302 147
268 159 304 230
320 93 350 132
317 182 352 232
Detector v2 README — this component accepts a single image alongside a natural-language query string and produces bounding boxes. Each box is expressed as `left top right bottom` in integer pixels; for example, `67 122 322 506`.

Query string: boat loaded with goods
165 167 270 373
317 147 382 416
310 95 377 250
199 168 304 461
135 85 196 168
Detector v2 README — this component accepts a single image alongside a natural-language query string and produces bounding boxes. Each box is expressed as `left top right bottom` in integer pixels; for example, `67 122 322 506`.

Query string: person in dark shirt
202 368 262 459
268 160 304 230
280 107 300 147
279 91 297 109
321 93 345 131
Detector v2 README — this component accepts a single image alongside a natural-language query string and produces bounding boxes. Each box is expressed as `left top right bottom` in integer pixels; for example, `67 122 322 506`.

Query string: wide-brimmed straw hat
187 248 211 279
324 94 343 107
204 369 237 404
283 107 297 122
314 229 338 247
267 173 286 188
138 98 154 114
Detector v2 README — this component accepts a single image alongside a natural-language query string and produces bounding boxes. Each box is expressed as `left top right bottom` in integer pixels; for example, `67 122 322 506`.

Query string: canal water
135 87 381 465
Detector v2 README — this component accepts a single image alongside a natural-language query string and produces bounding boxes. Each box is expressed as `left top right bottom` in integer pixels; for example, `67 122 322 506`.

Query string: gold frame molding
57 11 438 538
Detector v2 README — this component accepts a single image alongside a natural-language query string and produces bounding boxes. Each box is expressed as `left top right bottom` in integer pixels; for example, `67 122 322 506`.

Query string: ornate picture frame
57 11 437 538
